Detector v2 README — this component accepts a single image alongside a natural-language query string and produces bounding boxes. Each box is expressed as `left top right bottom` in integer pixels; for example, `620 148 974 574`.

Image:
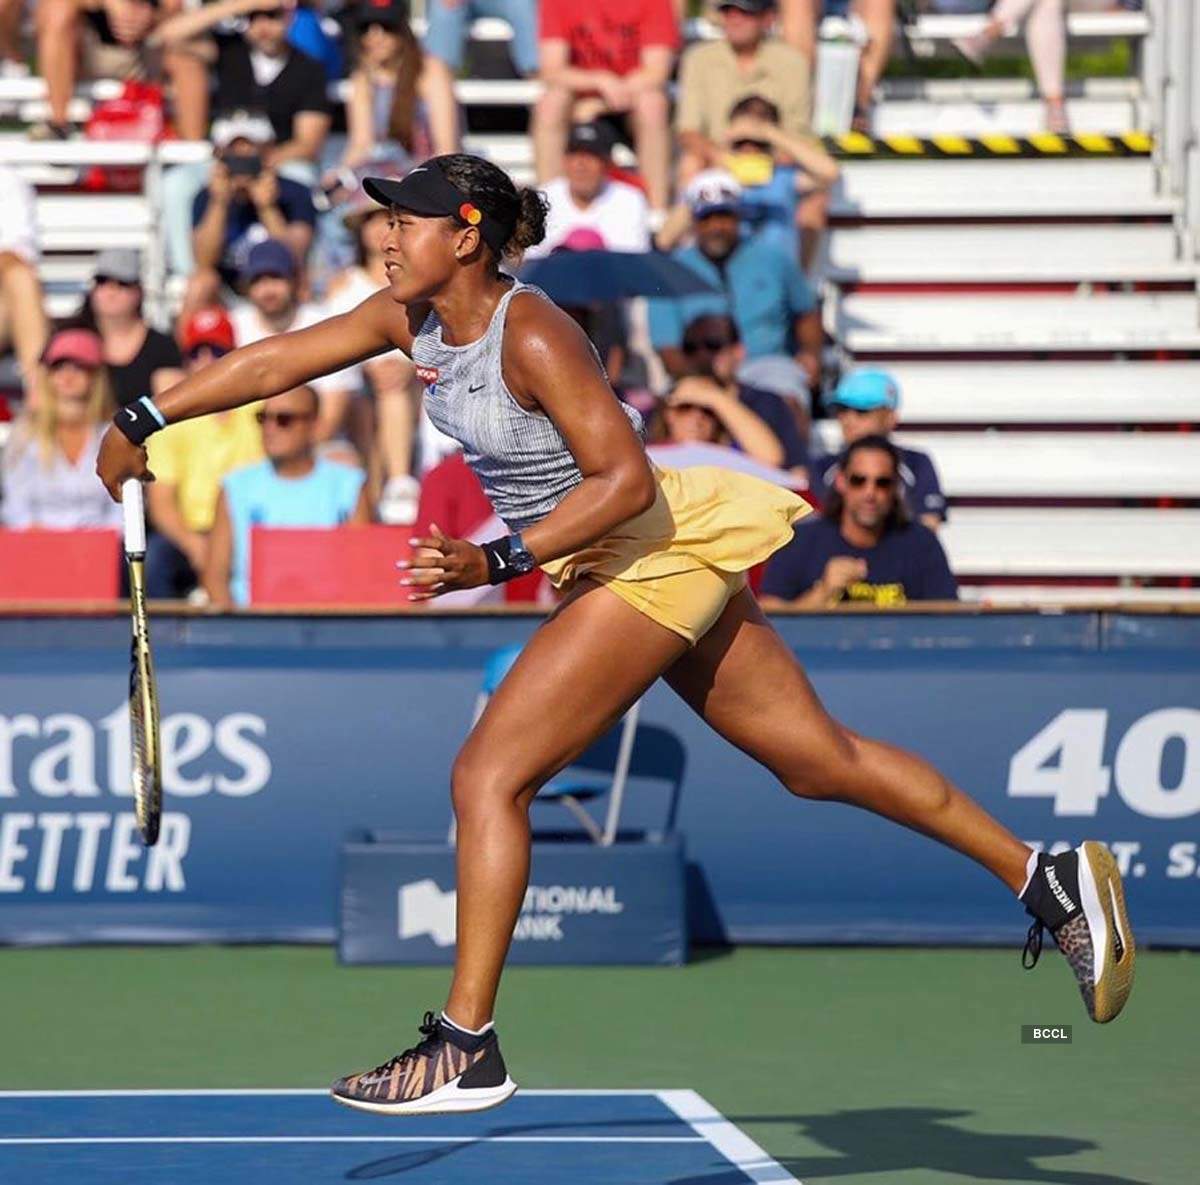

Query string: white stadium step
826 224 1191 284
878 78 1142 103
837 293 1200 353
869 98 1143 138
878 361 1200 425
892 431 1200 499
832 159 1174 220
959 586 1200 606
35 194 152 251
940 509 1200 578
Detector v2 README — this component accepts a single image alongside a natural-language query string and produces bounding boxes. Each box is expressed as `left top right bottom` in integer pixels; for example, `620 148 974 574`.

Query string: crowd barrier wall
0 609 1196 947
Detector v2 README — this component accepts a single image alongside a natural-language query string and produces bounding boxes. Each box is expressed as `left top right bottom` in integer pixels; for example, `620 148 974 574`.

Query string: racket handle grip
122 478 147 556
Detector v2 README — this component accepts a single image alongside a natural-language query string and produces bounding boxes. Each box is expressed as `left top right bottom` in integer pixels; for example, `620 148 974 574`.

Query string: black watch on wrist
507 532 536 576
481 532 538 584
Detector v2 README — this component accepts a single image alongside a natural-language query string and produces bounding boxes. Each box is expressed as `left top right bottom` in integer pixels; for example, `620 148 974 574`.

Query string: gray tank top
410 280 645 532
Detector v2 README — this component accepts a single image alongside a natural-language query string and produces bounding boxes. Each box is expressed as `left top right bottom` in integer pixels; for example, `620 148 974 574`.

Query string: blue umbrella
520 249 720 304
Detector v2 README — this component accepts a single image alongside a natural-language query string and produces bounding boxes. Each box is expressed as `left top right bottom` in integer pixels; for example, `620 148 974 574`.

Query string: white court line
0 1089 664 1099
659 1090 804 1185
0 1136 704 1146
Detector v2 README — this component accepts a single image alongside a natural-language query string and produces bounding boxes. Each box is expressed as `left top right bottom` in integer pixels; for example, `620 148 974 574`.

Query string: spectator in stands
523 121 651 259
533 0 679 214
156 0 332 276
722 93 838 269
778 0 895 133
648 170 822 387
761 435 957 607
814 368 946 530
680 314 809 472
324 190 422 524
674 0 812 186
546 226 632 386
204 383 369 607
337 0 456 171
421 0 537 146
144 307 263 598
953 0 1068 133
156 0 332 176
72 249 184 408
183 109 317 319
0 165 49 400
0 328 121 529
232 239 363 462
31 0 189 141
649 375 786 468
0 0 28 80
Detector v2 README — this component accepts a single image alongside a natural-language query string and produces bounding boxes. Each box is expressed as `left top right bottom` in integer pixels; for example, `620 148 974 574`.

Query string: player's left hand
397 524 489 601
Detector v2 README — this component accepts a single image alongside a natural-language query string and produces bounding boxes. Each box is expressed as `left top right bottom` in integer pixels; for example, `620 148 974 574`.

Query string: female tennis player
98 154 1135 1116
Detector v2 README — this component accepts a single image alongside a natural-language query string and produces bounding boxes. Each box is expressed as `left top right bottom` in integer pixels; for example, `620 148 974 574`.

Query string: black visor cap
363 165 511 255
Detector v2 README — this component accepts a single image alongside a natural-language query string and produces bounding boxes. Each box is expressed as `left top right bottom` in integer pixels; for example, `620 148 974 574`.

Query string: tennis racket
123 478 162 847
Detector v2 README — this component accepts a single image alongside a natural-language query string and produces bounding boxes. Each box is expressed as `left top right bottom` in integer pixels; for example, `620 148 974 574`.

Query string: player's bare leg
332 581 688 1114
665 589 1134 1022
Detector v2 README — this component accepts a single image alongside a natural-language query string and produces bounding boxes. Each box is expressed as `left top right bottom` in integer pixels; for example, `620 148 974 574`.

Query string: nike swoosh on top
468 383 485 393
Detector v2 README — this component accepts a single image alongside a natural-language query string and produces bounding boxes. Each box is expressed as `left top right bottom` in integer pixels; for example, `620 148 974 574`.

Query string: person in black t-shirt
70 248 183 408
155 0 332 171
184 109 318 317
761 435 957 608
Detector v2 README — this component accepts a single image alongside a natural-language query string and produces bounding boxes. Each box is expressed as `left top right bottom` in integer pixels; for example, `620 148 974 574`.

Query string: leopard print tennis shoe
332 1011 517 1115
1020 841 1135 1024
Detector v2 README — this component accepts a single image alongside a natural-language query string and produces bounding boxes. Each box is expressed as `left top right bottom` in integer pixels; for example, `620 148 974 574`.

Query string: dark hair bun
508 187 549 257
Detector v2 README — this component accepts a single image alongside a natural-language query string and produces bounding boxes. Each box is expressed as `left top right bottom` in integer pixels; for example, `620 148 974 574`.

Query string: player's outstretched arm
97 292 411 500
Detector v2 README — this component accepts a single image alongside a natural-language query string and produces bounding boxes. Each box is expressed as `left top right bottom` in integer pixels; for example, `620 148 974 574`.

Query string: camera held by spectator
183 109 317 319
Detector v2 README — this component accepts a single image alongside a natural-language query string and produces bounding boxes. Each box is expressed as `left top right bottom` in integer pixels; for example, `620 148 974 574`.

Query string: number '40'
1007 709 1200 818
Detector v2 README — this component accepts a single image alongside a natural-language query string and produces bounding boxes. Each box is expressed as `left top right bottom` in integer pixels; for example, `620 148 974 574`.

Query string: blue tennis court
0 1089 799 1184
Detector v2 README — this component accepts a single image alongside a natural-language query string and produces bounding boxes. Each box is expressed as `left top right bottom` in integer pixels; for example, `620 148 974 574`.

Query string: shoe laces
363 1010 443 1079
1022 917 1044 970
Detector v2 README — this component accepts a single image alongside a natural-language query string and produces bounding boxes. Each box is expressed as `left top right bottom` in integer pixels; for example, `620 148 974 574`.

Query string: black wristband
113 396 167 447
481 536 518 585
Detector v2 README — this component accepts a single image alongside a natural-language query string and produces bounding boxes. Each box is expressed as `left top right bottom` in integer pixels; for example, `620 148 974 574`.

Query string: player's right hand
96 424 154 501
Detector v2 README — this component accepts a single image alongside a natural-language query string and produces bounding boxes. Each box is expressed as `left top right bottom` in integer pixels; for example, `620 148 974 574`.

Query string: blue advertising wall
0 610 1197 946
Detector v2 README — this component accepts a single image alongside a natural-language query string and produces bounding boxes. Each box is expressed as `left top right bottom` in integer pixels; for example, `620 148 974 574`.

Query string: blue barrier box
339 836 687 966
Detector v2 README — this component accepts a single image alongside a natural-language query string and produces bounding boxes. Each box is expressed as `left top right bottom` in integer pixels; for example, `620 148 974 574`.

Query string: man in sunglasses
144 307 264 598
815 368 947 531
760 435 956 608
204 384 370 608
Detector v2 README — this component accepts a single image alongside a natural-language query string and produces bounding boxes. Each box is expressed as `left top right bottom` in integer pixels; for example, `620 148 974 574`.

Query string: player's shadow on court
673 1107 1152 1185
343 1117 689 1179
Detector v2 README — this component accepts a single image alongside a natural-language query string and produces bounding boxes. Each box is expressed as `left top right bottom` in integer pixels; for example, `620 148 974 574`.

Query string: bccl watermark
1021 1025 1073 1044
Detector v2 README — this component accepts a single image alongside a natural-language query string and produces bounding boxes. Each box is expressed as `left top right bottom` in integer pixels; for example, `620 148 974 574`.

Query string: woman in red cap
2 328 121 529
95 153 1134 1117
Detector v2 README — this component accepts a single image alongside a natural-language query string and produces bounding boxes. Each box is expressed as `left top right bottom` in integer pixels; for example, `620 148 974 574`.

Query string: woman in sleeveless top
96 155 1136 1116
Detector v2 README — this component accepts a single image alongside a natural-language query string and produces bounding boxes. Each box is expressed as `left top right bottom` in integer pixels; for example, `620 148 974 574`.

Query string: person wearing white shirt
524 122 651 260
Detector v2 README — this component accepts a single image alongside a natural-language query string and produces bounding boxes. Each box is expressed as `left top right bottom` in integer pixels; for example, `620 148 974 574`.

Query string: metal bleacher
0 2 1196 603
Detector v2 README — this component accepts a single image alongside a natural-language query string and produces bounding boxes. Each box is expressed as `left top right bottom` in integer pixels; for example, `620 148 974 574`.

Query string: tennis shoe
331 1010 517 1115
1019 841 1135 1023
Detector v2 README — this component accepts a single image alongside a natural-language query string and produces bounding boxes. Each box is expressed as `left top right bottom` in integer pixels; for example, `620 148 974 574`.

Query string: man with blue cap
816 368 946 531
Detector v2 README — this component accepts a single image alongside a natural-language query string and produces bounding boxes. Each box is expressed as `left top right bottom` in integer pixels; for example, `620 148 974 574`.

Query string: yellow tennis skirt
540 465 811 645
